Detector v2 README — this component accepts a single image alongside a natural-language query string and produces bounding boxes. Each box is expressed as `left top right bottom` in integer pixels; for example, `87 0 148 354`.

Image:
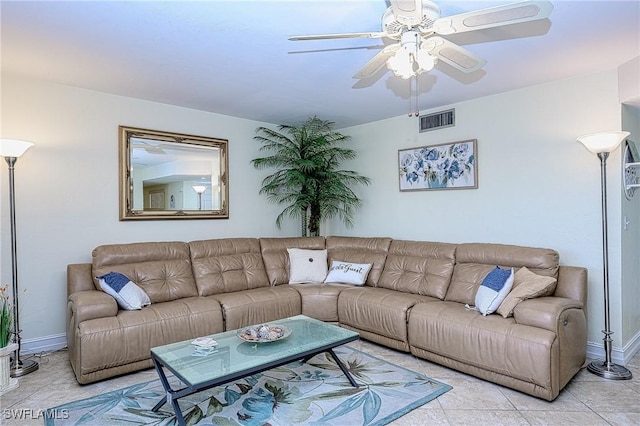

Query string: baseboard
621 331 640 364
587 331 640 366
20 333 67 355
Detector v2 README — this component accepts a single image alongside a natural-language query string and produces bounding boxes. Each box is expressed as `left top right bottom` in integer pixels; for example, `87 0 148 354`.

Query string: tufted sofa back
92 241 197 303
377 240 457 299
326 236 392 286
445 243 560 305
259 237 326 285
90 238 567 307
189 238 269 296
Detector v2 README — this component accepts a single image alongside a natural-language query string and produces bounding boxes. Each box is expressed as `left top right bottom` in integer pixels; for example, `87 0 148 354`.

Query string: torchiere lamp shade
577 131 630 154
0 139 34 158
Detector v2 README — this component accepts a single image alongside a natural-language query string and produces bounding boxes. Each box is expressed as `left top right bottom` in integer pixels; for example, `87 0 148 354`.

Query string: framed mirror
119 126 228 220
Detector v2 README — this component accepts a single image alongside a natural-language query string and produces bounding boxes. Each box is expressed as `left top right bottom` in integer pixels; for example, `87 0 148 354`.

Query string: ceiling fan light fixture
386 44 434 78
387 47 415 79
415 48 435 72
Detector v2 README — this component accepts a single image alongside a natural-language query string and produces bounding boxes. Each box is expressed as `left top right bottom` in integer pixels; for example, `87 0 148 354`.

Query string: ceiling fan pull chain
413 40 419 117
415 75 420 117
408 77 413 117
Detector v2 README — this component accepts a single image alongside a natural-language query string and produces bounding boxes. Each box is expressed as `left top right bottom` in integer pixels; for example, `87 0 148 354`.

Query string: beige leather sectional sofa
67 236 587 401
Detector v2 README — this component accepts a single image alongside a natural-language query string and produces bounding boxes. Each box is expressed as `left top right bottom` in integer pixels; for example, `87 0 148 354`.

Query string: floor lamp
577 130 632 380
192 185 207 210
0 139 39 377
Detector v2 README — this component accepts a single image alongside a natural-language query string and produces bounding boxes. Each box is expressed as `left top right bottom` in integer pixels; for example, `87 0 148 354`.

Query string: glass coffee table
150 315 360 426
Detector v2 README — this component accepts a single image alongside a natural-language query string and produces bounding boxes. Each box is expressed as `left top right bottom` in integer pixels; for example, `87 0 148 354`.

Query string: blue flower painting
399 140 477 191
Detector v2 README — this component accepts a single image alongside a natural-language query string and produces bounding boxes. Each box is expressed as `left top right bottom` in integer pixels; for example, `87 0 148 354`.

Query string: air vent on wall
419 108 455 132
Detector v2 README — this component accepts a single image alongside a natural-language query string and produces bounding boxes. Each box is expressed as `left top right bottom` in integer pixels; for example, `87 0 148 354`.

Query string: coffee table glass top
151 315 359 386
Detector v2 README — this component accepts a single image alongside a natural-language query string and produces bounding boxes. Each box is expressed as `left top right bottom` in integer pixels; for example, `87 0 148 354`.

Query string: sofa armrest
513 296 583 333
66 290 119 381
68 290 118 324
513 295 587 390
555 266 587 306
68 263 96 295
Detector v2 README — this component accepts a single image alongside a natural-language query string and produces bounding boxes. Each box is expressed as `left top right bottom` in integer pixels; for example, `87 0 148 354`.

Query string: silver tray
236 324 292 343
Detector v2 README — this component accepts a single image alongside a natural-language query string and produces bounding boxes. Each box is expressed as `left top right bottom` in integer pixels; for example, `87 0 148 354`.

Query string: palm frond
252 117 369 236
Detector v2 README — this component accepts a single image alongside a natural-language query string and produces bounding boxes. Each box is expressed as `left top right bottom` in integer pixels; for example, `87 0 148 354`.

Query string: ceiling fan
289 0 554 80
131 138 167 155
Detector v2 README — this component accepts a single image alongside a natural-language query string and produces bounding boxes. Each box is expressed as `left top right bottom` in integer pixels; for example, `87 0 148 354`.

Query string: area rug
45 346 451 426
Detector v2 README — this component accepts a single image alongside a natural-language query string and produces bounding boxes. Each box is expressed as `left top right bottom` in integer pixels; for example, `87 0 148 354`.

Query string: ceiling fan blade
144 147 166 155
424 36 486 73
132 143 166 155
353 44 400 79
289 32 388 41
390 0 424 27
432 0 553 35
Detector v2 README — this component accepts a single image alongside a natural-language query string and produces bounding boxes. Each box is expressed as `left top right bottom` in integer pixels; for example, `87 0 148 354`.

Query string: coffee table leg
151 396 167 412
151 356 187 426
151 356 170 411
171 398 187 426
327 348 359 388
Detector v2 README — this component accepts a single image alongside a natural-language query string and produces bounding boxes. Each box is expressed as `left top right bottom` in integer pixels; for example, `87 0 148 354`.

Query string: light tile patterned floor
1 340 639 425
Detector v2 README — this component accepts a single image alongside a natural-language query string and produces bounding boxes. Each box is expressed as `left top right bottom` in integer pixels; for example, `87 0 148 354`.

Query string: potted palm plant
252 117 370 236
0 286 18 395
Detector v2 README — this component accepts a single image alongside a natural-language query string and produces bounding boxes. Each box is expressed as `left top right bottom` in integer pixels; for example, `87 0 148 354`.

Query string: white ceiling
1 1 639 128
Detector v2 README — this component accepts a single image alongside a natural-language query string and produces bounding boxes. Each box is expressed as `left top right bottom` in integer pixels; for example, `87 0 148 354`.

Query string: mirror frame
119 125 229 220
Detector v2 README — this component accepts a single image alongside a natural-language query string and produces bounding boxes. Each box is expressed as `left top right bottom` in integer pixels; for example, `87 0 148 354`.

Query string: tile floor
1 340 639 425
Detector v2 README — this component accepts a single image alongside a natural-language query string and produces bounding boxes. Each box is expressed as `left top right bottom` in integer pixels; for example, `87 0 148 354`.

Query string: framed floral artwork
399 139 477 191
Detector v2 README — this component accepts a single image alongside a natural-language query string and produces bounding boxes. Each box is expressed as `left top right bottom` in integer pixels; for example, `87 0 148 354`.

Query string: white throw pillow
96 271 151 310
324 260 373 286
287 248 328 284
473 266 514 316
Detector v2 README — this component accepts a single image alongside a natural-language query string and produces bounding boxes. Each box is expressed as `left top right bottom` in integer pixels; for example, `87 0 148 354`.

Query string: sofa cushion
293 283 353 322
408 301 556 390
338 287 438 350
75 297 224 376
324 261 372 286
445 243 559 306
211 286 302 330
96 272 151 310
189 238 269 296
326 236 392 286
287 248 328 283
92 242 197 303
259 237 326 285
377 240 456 299
497 267 558 318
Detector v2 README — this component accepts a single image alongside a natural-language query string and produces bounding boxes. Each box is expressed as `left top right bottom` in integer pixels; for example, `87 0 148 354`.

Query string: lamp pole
0 139 38 377
586 151 632 380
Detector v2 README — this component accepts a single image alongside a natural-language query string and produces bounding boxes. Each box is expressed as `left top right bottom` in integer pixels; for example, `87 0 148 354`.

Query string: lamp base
587 360 632 380
10 359 38 377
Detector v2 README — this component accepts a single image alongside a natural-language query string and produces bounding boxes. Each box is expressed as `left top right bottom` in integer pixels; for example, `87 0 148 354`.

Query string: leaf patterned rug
46 346 451 426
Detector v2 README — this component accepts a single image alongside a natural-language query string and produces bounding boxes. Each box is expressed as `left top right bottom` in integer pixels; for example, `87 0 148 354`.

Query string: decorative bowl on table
237 324 292 343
